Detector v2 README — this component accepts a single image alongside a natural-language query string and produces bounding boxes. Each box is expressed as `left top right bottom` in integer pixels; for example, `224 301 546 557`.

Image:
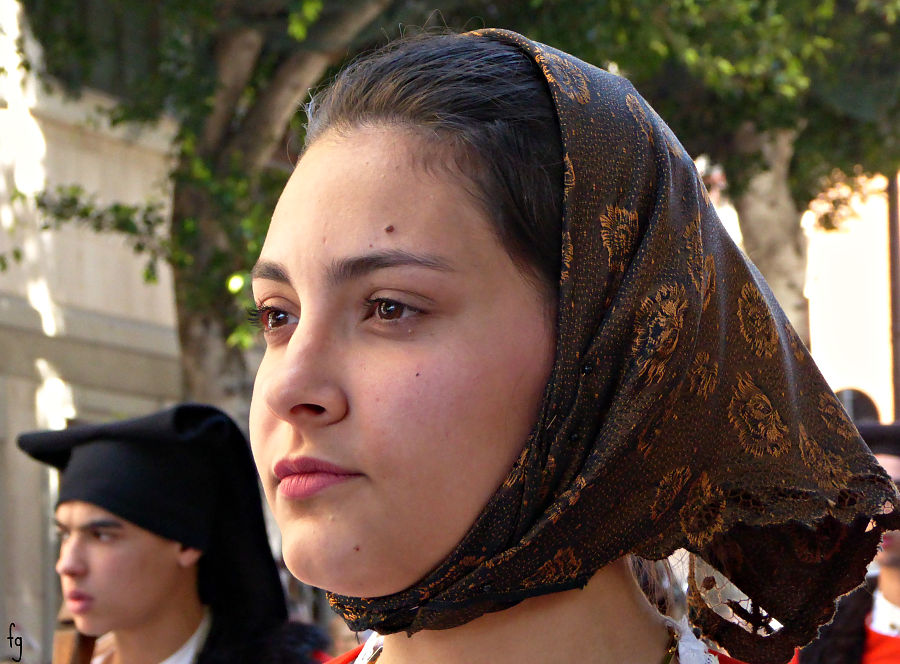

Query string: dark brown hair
303 33 564 291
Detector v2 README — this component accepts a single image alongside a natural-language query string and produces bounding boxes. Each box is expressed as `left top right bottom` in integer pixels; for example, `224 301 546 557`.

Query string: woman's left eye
364 298 420 322
248 305 297 333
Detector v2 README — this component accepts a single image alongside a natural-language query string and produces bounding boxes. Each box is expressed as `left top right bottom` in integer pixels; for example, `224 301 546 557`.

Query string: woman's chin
282 542 379 597
282 542 419 598
277 515 454 597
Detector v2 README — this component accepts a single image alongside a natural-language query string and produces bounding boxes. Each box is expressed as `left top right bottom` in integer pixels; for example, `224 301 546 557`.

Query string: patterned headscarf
328 29 900 664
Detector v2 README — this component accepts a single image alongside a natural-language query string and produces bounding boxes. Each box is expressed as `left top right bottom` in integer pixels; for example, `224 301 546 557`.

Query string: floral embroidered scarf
327 29 900 664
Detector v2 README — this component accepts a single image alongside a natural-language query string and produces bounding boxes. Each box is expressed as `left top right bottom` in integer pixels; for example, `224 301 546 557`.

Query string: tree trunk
223 0 394 172
199 25 265 156
732 123 811 344
170 1 393 420
172 264 254 423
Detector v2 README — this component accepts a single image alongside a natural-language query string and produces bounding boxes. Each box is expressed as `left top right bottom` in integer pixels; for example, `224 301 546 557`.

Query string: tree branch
222 0 394 172
199 25 265 156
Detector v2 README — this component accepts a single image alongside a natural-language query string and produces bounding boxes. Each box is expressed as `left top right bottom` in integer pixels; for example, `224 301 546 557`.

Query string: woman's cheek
248 371 279 489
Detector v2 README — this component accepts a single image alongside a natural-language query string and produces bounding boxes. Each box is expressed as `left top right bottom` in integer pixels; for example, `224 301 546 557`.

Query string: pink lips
274 456 362 500
66 590 94 614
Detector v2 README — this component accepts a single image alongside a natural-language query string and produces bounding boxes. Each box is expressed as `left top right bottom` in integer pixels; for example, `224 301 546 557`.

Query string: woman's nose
56 538 86 578
257 325 349 428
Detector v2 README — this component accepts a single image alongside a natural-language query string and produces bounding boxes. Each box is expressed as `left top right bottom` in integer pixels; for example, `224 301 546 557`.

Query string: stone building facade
1 2 181 660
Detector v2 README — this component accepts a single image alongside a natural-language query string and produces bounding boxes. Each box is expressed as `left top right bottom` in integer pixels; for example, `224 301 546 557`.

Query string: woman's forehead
259 127 509 281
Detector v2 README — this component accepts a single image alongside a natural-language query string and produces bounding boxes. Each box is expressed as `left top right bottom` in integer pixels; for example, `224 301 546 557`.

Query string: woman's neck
378 557 671 664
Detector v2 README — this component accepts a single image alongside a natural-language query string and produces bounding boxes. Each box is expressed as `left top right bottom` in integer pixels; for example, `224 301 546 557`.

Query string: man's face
875 454 900 569
54 501 198 636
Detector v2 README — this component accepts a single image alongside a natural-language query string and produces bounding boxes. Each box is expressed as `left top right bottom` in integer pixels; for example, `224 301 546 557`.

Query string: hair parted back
303 32 564 290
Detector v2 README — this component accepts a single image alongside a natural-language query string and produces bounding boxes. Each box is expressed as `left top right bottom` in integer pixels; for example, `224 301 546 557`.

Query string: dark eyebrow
250 260 291 284
250 251 454 287
54 519 124 532
327 250 454 287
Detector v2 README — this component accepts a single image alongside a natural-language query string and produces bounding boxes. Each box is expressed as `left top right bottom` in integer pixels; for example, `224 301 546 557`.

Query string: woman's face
249 126 556 597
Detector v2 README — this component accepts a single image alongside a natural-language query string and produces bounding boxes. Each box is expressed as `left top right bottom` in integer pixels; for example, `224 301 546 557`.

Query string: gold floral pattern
728 372 789 457
503 449 529 488
680 472 726 548
599 205 639 273
626 93 654 145
537 52 591 104
442 554 488 584
701 254 716 313
523 547 582 588
546 504 564 524
563 153 576 192
688 351 719 398
785 322 807 363
652 466 692 519
458 555 486 568
560 230 575 283
664 128 689 163
567 475 587 506
699 176 712 209
633 284 689 383
798 424 853 489
818 393 859 440
683 213 704 291
637 437 652 457
737 282 779 358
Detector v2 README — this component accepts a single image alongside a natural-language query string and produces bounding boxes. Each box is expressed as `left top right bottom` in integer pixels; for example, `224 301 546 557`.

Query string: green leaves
288 0 324 42
0 248 23 272
498 0 900 204
24 184 171 277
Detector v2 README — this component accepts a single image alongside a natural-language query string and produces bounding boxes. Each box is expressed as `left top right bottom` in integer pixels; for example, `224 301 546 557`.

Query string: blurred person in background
18 403 330 664
695 156 743 248
792 422 900 664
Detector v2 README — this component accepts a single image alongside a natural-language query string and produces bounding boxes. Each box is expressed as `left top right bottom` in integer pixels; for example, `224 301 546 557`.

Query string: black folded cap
18 403 287 637
19 404 224 549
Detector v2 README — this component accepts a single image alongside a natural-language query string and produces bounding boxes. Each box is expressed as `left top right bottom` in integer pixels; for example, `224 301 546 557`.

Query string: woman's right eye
248 305 298 335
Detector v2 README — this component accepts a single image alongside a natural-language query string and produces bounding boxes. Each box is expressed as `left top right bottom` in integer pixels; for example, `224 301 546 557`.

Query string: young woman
247 29 900 664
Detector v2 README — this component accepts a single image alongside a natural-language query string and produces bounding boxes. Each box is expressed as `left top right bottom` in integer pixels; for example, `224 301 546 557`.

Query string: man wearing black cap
18 403 329 664
792 422 900 664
